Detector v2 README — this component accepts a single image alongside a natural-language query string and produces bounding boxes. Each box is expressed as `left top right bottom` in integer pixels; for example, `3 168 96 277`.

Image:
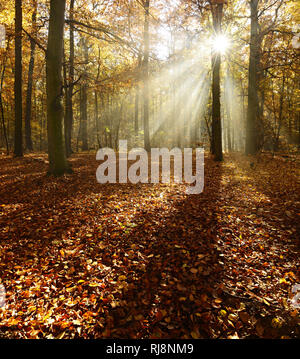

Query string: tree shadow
97 154 224 339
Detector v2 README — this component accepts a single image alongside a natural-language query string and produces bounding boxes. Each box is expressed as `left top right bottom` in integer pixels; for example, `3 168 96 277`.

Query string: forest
0 0 299 340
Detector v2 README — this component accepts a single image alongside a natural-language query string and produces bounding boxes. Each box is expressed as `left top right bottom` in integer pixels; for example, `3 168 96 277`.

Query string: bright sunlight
212 34 230 54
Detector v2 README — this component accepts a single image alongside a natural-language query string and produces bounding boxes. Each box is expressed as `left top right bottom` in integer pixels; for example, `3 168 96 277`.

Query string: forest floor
0 151 299 339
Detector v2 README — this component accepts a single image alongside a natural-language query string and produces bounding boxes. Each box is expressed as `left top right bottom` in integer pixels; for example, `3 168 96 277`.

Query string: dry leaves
0 152 299 339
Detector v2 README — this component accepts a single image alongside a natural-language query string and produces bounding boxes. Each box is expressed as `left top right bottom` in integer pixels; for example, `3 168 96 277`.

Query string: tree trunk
24 0 37 151
274 74 285 151
211 3 223 161
134 84 139 136
0 38 10 154
225 73 233 152
65 0 75 157
245 0 260 155
14 0 23 157
46 0 70 175
81 38 88 151
81 85 88 150
142 0 151 151
134 55 142 136
63 45 69 152
94 89 101 148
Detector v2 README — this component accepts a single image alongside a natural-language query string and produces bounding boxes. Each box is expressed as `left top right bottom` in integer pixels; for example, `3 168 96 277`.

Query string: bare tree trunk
63 45 69 151
274 74 285 151
94 90 101 148
81 85 88 150
134 55 142 137
142 0 151 151
80 38 88 151
24 0 37 151
46 0 70 175
211 2 223 161
245 0 260 155
0 38 10 154
65 0 75 157
134 85 139 136
14 0 23 157
225 73 233 152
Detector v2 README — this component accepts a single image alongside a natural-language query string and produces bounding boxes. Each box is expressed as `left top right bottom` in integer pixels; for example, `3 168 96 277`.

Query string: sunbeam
212 34 230 54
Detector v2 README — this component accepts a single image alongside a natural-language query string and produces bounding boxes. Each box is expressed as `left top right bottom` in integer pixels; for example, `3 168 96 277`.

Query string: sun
212 34 230 54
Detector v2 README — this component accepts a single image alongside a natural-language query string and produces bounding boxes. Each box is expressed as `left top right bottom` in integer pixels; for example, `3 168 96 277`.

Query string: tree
135 55 142 137
46 0 70 175
64 0 75 157
142 0 151 152
25 0 37 151
0 37 10 154
14 0 23 157
210 0 224 161
80 36 89 151
245 0 259 155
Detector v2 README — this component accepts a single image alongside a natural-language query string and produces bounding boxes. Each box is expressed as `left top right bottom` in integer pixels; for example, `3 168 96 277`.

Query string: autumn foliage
0 153 299 339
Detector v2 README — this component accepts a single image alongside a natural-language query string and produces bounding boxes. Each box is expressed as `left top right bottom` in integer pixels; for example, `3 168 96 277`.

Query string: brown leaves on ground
0 152 299 339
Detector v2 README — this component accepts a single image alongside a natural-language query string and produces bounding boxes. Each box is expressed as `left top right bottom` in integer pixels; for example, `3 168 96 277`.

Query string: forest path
0 152 299 338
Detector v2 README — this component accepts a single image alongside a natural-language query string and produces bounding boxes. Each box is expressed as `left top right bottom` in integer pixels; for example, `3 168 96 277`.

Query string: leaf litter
0 152 299 339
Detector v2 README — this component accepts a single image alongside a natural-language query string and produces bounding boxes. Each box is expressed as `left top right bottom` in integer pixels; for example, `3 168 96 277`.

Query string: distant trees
0 0 298 162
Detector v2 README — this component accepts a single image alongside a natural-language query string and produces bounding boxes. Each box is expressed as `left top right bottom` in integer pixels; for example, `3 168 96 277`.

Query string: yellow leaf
43 311 52 321
228 313 238 322
219 310 227 317
28 305 36 313
66 286 76 292
271 318 282 328
88 282 100 287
